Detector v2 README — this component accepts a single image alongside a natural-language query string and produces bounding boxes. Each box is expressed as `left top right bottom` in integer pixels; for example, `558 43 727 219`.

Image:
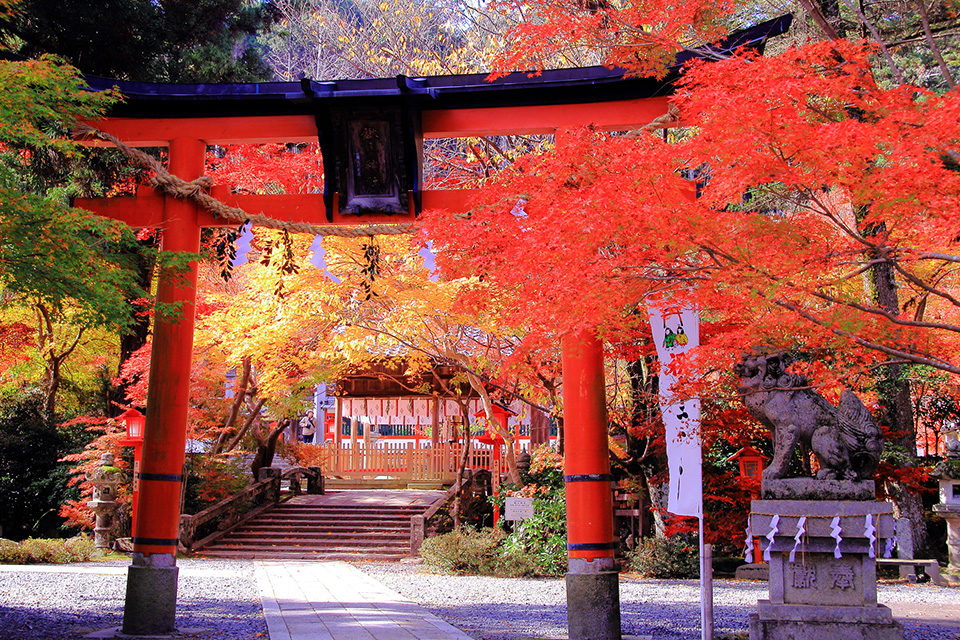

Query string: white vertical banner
648 304 702 518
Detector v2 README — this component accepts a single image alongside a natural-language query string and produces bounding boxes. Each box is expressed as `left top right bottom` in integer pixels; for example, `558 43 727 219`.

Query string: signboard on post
504 497 535 521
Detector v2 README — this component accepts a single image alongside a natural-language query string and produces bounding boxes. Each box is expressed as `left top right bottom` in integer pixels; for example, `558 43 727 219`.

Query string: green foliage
0 56 144 330
6 0 278 82
420 527 503 574
0 389 86 539
182 454 251 515
420 527 541 577
497 486 568 576
627 534 700 579
0 536 97 563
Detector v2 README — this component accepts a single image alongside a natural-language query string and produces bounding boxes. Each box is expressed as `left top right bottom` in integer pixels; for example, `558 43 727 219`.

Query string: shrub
182 455 250 514
0 536 98 564
498 485 567 576
420 527 503 574
628 534 700 578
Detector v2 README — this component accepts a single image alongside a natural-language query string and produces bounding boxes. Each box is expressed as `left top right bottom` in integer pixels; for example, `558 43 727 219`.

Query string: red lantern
727 446 768 489
727 445 769 564
118 409 146 529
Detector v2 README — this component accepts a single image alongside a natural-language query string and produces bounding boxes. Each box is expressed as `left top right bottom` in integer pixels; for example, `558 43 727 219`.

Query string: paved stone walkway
255 561 474 640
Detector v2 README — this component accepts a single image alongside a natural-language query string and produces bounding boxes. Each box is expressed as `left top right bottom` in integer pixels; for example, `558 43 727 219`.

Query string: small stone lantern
933 426 960 573
87 452 123 549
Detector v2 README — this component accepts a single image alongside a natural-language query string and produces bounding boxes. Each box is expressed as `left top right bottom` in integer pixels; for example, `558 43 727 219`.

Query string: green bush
498 486 567 576
420 527 503 574
0 536 98 564
628 534 700 578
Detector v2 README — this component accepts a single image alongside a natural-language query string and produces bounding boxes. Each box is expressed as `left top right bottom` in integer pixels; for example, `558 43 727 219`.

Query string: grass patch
0 536 114 564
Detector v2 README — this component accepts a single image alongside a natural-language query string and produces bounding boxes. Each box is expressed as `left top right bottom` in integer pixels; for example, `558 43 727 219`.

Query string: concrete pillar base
566 558 621 640
121 553 179 637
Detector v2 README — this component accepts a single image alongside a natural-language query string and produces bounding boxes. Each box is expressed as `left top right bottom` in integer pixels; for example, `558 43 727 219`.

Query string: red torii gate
74 15 789 639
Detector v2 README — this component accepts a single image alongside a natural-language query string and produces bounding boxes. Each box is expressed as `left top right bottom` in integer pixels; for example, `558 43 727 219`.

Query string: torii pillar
121 138 204 636
562 330 620 640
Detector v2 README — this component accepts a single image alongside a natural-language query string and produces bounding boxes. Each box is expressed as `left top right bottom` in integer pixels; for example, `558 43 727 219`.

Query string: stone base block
761 478 875 501
566 570 621 640
736 563 770 581
749 601 903 640
122 562 179 636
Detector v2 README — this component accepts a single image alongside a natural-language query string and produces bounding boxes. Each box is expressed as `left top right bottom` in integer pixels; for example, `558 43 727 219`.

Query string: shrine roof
84 15 790 119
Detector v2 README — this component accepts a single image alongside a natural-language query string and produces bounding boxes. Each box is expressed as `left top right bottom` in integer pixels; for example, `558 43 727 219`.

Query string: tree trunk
453 400 473 528
111 239 157 416
627 354 671 537
212 356 253 454
251 418 291 480
870 253 928 554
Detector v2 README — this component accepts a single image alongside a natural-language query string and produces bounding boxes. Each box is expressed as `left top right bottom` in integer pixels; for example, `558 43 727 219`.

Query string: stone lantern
933 425 960 574
87 452 123 549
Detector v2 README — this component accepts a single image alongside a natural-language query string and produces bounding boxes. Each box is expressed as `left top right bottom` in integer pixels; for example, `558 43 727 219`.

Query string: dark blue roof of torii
84 15 791 118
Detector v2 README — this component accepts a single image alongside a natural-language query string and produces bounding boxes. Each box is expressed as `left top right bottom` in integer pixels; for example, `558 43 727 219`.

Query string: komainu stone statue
736 352 883 482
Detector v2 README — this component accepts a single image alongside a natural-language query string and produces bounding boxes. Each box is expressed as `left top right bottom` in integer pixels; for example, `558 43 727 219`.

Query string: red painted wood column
122 137 204 637
562 330 621 640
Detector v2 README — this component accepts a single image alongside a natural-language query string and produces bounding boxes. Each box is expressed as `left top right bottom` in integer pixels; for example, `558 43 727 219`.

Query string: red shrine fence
317 441 512 482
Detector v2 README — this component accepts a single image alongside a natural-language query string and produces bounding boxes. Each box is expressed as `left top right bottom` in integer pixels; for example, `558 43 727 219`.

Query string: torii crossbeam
74 15 790 640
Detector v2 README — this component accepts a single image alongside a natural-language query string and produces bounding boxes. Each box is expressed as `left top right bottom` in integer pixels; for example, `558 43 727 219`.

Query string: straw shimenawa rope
74 123 415 238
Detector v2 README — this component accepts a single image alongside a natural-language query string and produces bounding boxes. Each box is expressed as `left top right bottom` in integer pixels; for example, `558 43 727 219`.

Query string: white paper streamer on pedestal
763 514 780 562
865 514 876 559
745 524 754 563
789 516 806 564
830 516 843 559
884 536 895 558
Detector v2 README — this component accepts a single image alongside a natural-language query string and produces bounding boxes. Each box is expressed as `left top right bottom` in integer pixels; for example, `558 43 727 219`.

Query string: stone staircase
197 492 439 560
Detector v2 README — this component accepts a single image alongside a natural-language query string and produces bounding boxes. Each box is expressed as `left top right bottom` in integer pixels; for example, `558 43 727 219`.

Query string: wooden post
406 442 414 480
562 330 620 640
122 137 204 637
430 396 440 447
430 397 440 475
334 396 342 447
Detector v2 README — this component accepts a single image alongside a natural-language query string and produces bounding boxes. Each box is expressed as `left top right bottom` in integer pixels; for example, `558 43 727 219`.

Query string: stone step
224 528 410 542
206 540 409 552
258 514 412 522
274 503 422 511
238 525 410 537
199 549 407 561
268 508 419 517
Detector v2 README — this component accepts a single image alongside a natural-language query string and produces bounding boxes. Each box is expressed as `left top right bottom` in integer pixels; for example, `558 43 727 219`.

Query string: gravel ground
0 558 266 640
356 562 960 640
2 558 958 640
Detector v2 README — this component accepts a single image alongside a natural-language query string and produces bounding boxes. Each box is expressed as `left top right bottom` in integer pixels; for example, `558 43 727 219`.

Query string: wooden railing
318 442 497 482
178 465 322 552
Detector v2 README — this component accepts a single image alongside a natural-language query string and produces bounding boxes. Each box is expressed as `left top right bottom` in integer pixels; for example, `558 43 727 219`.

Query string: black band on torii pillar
137 472 184 482
563 473 615 482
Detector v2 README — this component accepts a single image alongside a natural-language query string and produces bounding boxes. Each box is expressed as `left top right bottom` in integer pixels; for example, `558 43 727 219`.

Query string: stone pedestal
748 497 903 640
933 504 960 572
566 557 621 640
122 552 179 636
